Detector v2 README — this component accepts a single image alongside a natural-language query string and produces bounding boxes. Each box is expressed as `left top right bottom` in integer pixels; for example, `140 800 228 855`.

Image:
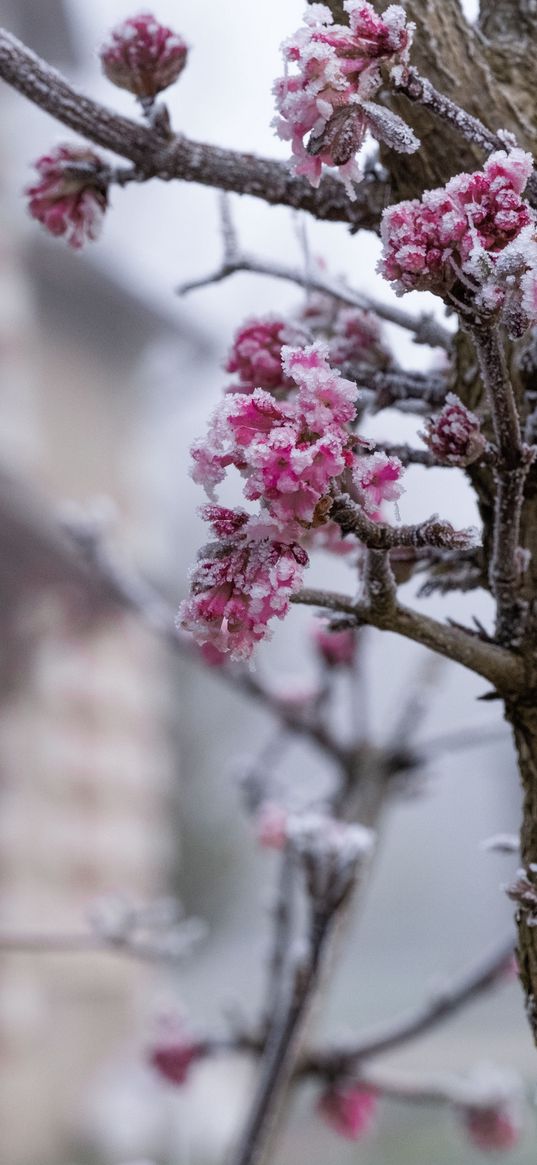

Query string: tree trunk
507 703 537 1044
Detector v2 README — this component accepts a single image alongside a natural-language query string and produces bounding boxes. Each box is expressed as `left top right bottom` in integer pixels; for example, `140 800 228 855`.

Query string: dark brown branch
291 588 524 692
0 29 384 230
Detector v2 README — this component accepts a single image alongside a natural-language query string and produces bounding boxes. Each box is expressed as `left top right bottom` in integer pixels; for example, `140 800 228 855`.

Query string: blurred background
0 1 535 1163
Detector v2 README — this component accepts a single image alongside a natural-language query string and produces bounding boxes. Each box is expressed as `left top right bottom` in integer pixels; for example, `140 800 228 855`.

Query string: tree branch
0 29 384 230
291 589 524 692
298 935 515 1077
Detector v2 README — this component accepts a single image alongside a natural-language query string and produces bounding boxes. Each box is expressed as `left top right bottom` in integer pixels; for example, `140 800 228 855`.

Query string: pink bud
313 622 357 668
317 1084 377 1140
255 802 288 851
25 146 107 250
150 1029 201 1087
100 13 188 99
421 394 486 466
462 1104 521 1152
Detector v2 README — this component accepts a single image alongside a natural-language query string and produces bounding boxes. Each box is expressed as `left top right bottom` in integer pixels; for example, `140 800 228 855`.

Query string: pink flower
353 451 404 516
192 344 358 528
25 146 108 250
462 1104 521 1152
150 1027 201 1086
317 1083 377 1140
178 507 309 660
225 317 300 393
380 150 536 308
255 802 288 850
100 12 188 99
273 2 413 193
420 393 486 466
313 622 357 667
328 306 388 367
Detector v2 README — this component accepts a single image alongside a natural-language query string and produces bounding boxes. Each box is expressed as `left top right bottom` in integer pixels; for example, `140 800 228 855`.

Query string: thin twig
178 250 452 350
297 936 515 1078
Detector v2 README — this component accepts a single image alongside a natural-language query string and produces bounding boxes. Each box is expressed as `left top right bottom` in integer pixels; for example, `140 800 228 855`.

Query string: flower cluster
380 149 537 333
317 1083 377 1140
421 393 486 466
177 506 308 661
193 343 358 526
273 1 416 194
224 316 301 394
25 145 108 250
100 12 188 100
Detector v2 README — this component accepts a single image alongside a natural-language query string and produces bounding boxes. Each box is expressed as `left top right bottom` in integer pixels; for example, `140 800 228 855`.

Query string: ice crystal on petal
25 146 107 250
100 12 188 98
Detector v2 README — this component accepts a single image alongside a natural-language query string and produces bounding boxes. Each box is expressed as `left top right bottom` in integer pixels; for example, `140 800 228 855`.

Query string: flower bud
100 13 188 99
25 146 107 250
421 394 486 467
317 1084 377 1140
462 1104 521 1152
313 622 357 668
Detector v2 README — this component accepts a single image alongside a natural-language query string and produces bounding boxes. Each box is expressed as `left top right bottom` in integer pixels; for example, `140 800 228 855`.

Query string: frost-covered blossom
255 801 288 850
150 1024 201 1086
317 1084 377 1140
328 306 389 367
178 506 308 661
25 146 108 250
421 393 486 466
313 621 358 667
225 316 301 394
353 451 404 516
100 13 188 99
289 811 375 906
380 150 537 330
192 343 358 527
273 2 415 194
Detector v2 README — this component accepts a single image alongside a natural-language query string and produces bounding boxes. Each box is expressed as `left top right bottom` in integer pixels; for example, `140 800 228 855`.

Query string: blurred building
0 3 212 1162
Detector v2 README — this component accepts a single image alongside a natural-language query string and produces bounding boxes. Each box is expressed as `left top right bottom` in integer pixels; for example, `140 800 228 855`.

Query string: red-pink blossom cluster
225 316 300 394
192 343 358 527
421 393 486 466
317 1083 378 1140
177 507 308 661
380 150 537 332
25 146 108 250
273 2 415 194
100 12 188 99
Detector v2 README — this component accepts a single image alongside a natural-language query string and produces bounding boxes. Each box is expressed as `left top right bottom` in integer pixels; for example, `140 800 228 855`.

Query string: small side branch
298 935 514 1077
291 588 524 692
331 493 479 552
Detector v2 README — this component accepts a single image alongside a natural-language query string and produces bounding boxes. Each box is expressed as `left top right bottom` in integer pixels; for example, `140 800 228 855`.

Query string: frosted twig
177 247 452 350
330 493 479 553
